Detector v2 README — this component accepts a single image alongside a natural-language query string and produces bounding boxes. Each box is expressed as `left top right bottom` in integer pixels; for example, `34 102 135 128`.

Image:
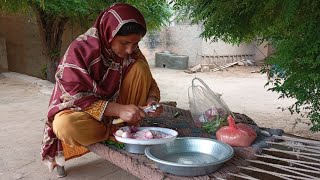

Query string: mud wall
0 14 46 78
0 13 269 77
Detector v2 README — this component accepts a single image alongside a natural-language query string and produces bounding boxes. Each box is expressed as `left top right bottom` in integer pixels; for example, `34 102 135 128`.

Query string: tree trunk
30 3 69 83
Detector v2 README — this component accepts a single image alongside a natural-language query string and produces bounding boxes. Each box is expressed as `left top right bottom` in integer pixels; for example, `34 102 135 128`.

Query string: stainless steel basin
145 137 234 176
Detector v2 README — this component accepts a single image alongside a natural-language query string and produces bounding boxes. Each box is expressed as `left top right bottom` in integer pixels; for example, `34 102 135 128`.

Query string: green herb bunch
201 118 227 134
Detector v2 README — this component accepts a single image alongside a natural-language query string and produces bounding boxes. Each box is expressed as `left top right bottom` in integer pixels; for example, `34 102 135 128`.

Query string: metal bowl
114 127 178 154
145 137 234 176
124 144 150 154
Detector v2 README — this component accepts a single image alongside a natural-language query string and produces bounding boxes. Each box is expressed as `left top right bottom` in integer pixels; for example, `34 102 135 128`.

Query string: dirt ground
0 65 319 179
2 65 318 139
152 66 319 140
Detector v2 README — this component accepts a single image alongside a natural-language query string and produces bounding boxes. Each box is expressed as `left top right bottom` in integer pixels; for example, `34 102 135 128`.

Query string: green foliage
102 140 125 149
202 118 227 134
174 0 320 132
0 0 171 30
0 0 30 14
126 0 172 30
48 49 61 59
0 0 171 82
40 64 47 80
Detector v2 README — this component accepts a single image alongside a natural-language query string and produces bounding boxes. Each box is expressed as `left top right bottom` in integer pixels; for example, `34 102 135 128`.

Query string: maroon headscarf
41 3 146 171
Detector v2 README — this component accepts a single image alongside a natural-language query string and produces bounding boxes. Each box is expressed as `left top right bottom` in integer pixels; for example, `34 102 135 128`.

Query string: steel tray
145 137 234 176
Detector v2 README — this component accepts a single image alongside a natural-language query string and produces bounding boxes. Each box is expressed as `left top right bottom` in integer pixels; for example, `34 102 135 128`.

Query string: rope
248 159 320 174
228 172 259 180
255 154 320 166
264 148 320 162
238 166 296 180
239 166 314 180
266 142 320 154
274 135 320 145
266 141 320 151
262 147 320 157
247 160 320 179
228 129 320 179
293 162 320 171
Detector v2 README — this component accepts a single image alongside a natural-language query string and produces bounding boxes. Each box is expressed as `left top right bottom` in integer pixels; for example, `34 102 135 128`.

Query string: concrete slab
0 72 138 180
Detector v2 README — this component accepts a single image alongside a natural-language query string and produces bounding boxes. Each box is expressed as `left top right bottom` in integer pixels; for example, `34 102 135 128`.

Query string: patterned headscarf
41 3 146 171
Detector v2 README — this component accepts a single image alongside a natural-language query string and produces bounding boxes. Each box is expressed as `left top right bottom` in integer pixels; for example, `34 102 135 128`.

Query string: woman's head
111 22 146 58
116 22 146 36
93 3 147 58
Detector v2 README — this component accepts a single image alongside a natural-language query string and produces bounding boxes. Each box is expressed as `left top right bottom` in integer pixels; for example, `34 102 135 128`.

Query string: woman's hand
118 104 146 124
146 97 163 117
104 102 146 124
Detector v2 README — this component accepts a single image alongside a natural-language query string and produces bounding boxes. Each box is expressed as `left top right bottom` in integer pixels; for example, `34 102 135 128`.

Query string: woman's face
110 34 142 58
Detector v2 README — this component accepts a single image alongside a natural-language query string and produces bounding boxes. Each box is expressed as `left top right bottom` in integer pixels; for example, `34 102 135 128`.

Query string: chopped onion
130 126 139 133
144 130 153 139
121 126 131 133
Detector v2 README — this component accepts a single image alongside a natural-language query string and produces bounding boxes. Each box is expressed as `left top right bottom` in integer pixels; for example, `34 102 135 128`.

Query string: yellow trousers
52 59 153 160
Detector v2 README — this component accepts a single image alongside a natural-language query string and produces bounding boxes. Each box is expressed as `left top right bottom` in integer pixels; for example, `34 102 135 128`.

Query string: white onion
115 130 124 137
122 132 132 138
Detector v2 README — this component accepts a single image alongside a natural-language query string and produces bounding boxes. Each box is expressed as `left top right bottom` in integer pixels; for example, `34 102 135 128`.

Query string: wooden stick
209 56 223 71
210 60 245 72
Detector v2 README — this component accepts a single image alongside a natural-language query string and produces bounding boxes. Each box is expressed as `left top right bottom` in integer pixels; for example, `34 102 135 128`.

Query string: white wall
139 29 168 67
202 39 255 56
140 24 269 68
165 24 203 66
254 41 269 62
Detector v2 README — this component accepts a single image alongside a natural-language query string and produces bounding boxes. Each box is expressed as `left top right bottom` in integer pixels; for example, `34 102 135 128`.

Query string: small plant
40 64 47 80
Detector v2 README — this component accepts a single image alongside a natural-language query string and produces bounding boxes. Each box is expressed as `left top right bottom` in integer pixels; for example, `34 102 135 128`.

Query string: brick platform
87 105 274 179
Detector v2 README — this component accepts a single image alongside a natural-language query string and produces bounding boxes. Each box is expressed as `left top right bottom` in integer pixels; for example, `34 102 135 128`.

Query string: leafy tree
174 0 320 132
0 0 171 82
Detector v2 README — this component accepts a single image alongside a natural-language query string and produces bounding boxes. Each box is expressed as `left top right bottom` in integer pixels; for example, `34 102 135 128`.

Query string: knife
112 104 161 124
